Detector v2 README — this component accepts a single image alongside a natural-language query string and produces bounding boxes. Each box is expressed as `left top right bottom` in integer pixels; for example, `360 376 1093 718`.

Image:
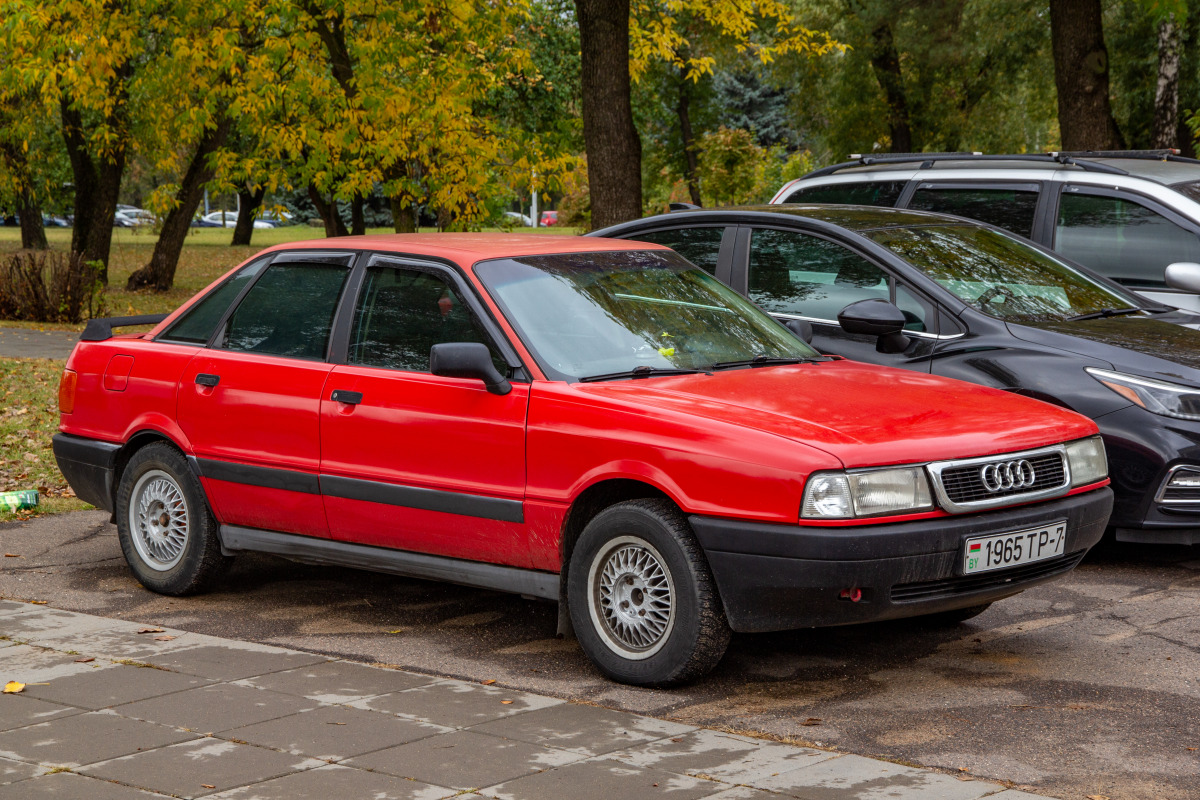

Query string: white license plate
963 521 1067 575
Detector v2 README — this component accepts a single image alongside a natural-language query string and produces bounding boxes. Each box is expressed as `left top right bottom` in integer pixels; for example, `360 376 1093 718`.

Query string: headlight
1065 435 1107 487
1087 367 1200 421
801 467 933 519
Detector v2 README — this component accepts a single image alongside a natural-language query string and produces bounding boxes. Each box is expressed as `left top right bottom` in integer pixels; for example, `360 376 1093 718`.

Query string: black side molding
219 526 558 599
321 474 524 523
195 458 321 494
80 314 170 342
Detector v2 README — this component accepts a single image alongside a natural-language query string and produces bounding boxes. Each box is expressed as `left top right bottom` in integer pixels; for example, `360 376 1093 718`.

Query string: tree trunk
676 69 702 206
232 187 265 246
868 22 913 153
1153 14 1181 150
18 192 47 251
126 117 231 291
390 196 417 232
575 0 642 229
308 186 348 237
1049 0 1123 150
350 194 365 235
60 96 126 283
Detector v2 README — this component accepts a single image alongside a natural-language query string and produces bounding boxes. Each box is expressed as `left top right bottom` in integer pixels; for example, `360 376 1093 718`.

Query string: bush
0 251 105 323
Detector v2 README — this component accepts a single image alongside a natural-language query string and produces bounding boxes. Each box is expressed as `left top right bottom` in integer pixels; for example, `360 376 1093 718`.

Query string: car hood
1009 311 1200 387
574 359 1096 469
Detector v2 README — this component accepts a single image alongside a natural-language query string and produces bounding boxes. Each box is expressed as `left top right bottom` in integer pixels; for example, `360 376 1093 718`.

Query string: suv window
220 263 350 359
907 185 1040 238
781 181 905 207
1056 191 1200 288
626 227 723 275
348 266 504 373
748 228 890 320
159 258 268 344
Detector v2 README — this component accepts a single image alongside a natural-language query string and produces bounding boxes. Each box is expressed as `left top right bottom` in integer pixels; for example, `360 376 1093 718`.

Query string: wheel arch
112 429 195 517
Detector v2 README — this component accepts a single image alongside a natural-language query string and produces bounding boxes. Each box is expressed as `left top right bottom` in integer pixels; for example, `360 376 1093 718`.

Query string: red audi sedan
54 234 1112 685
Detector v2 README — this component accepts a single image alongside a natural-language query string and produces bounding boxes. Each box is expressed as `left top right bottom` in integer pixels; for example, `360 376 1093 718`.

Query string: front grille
890 550 1085 603
938 452 1066 505
1158 468 1200 504
1161 486 1200 503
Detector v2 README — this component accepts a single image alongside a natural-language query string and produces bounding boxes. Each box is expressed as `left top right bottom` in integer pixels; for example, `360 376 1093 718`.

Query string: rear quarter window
158 257 269 344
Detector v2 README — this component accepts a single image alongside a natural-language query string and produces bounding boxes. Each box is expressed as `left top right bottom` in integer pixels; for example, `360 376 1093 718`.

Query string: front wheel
115 442 231 595
568 499 731 686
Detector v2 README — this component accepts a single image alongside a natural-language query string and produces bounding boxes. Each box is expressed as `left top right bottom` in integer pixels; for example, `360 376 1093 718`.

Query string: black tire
921 602 993 626
568 498 731 686
114 442 231 595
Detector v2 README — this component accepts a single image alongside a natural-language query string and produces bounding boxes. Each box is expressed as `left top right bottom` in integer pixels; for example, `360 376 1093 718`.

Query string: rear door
177 252 355 537
319 256 531 566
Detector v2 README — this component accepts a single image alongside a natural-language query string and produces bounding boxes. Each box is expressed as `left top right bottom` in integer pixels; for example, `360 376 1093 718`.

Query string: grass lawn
0 224 580 330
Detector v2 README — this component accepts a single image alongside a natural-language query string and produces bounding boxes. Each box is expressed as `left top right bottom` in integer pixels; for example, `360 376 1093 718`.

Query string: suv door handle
195 374 220 387
331 390 363 405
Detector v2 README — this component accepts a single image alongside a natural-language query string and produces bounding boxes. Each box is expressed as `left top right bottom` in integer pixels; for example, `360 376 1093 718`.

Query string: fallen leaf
386 629 403 634
1087 795 1110 800
136 628 164 634
201 784 215 789
1187 747 1197 751
670 738 683 743
4 554 19 558
500 700 514 705
29 600 46 605
74 657 94 663
801 718 822 726
3 681 25 694
481 679 496 685
153 635 176 641
958 767 970 772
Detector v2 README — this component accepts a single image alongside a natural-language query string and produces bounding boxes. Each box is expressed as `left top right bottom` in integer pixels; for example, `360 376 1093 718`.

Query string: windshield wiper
579 365 711 382
1067 307 1152 321
710 355 815 370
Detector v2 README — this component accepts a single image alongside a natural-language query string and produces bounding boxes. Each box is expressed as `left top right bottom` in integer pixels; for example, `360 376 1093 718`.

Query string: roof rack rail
800 152 1129 180
1050 149 1200 165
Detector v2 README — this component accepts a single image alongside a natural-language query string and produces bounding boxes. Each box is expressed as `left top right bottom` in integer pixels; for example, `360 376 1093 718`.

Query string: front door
319 260 531 566
177 257 353 537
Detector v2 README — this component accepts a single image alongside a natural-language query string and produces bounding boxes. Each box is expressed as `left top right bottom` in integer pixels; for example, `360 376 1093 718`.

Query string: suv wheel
115 442 230 595
568 499 731 686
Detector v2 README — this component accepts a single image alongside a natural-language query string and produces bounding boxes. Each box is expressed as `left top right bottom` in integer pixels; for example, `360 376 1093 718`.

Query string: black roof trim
801 152 1132 180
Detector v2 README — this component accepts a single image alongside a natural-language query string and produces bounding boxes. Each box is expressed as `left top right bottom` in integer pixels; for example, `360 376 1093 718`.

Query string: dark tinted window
160 258 268 344
1172 180 1200 203
908 186 1040 238
1056 192 1200 288
782 181 905 207
895 284 935 333
627 227 724 275
748 229 890 320
348 267 502 373
221 263 350 359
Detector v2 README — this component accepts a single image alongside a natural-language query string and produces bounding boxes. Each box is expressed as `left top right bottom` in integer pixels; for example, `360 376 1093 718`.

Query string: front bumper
52 433 120 513
690 487 1112 633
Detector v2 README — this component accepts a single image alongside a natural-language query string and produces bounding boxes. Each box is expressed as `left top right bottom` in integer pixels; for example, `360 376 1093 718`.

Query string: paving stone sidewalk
0 601 1050 800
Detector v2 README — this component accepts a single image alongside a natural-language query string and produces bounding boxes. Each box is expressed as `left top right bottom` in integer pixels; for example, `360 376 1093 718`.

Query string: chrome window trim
926 444 1071 514
1154 464 1200 504
770 312 965 341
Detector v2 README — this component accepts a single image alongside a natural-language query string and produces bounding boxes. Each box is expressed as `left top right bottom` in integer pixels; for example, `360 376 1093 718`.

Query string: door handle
195 374 220 387
331 390 363 405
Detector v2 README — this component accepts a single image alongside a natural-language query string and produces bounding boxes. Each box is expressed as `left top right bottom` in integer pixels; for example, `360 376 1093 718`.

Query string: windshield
474 250 820 381
863 225 1146 322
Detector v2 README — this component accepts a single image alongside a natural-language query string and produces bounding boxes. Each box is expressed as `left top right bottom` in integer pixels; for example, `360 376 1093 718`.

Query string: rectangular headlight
1065 435 1107 487
802 467 933 519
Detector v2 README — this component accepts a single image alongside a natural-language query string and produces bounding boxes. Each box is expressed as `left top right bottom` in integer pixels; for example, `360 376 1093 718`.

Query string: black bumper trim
52 433 121 512
891 550 1086 602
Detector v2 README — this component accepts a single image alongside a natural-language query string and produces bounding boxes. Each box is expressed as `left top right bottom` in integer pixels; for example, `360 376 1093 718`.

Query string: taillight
58 369 77 414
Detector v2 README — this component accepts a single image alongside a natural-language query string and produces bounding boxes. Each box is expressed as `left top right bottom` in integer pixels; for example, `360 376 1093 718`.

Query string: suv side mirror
430 343 512 395
837 299 911 354
1165 262 1200 294
783 318 813 343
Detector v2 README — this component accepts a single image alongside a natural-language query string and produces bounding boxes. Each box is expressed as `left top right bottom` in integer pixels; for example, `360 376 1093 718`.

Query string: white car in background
201 211 274 229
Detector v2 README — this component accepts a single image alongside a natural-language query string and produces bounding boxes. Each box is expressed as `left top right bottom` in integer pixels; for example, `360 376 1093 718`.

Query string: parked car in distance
199 211 273 229
771 150 1200 312
501 211 533 227
594 205 1200 545
54 234 1111 685
540 210 559 226
115 209 157 227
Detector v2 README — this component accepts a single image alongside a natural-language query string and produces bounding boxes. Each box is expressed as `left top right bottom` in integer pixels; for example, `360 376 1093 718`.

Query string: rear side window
781 181 905 207
1055 191 1200 288
219 263 350 359
748 228 890 320
348 267 504 374
159 258 268 344
908 185 1040 238
626 227 724 275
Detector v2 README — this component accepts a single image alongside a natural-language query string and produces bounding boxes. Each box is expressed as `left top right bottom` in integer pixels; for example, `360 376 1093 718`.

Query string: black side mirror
430 343 512 395
783 318 813 343
837 299 910 354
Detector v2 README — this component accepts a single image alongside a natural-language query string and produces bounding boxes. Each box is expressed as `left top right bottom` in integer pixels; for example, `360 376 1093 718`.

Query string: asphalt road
2 510 1197 799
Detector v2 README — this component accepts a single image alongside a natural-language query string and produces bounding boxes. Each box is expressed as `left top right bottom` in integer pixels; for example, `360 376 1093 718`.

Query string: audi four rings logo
980 459 1036 492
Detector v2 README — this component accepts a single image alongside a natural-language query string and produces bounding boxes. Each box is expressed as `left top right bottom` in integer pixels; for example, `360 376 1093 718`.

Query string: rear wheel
568 499 731 686
115 442 230 595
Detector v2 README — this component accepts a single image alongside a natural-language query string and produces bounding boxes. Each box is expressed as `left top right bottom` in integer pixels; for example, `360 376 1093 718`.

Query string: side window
220 263 350 359
748 228 890 320
628 227 724 275
782 181 906 207
348 267 505 374
895 284 935 333
1056 191 1200 288
159 258 268 344
908 186 1040 238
